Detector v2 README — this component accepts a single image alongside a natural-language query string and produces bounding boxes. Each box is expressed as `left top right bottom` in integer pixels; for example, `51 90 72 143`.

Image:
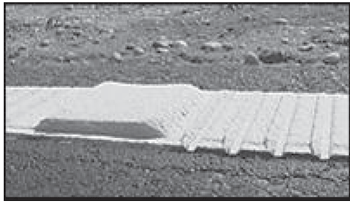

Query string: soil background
5 3 349 198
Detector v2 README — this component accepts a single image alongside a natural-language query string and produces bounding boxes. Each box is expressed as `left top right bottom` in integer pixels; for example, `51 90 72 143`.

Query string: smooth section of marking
331 95 349 156
284 94 317 154
265 94 298 157
6 89 54 123
10 90 73 129
311 95 333 160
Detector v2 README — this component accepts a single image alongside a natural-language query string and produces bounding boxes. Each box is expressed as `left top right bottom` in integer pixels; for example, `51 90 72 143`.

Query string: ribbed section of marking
330 95 349 156
265 94 298 157
311 95 333 160
284 94 317 154
241 93 282 151
223 92 264 155
181 91 228 151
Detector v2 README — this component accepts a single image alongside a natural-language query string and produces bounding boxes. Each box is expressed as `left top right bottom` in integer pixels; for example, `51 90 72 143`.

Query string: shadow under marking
34 118 164 140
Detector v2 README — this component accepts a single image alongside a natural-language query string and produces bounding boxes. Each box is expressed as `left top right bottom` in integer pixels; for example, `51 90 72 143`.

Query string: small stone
258 49 287 64
56 27 65 35
321 26 335 33
156 47 169 53
243 51 260 65
171 40 188 48
298 43 315 52
112 52 123 62
242 14 253 21
153 40 171 49
281 37 289 44
274 18 289 25
201 41 223 51
39 39 50 47
222 42 234 51
133 46 145 55
323 52 341 65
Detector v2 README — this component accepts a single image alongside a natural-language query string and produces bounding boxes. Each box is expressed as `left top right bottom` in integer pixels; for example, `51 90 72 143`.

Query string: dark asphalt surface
5 133 349 198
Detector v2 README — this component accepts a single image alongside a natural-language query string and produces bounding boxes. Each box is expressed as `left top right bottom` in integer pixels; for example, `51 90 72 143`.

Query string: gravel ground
5 3 349 198
5 133 349 198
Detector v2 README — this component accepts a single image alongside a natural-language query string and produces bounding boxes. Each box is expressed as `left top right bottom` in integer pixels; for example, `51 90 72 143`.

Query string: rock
274 18 289 25
281 37 289 44
243 51 260 65
298 43 315 52
321 26 335 33
133 46 145 55
201 41 223 51
171 40 188 48
153 40 171 49
112 52 123 62
222 42 234 51
39 39 50 47
323 52 341 65
258 49 287 64
156 47 169 53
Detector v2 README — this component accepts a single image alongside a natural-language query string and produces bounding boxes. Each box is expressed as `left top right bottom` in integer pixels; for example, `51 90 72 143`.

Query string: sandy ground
5 3 349 198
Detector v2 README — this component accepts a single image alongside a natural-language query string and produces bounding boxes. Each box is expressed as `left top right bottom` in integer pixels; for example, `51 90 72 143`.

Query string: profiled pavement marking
5 83 349 159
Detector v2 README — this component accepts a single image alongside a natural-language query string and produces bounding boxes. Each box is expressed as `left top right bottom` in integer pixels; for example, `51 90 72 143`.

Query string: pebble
323 52 341 65
298 43 315 52
201 41 223 51
281 37 289 44
133 46 145 55
39 39 50 47
243 51 260 65
171 40 188 48
112 52 123 62
274 18 289 25
222 42 234 51
153 40 171 49
321 26 335 33
258 49 287 64
156 47 169 53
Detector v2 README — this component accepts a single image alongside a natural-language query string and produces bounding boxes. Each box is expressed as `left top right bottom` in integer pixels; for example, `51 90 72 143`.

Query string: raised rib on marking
284 94 317 154
330 95 349 156
311 95 333 160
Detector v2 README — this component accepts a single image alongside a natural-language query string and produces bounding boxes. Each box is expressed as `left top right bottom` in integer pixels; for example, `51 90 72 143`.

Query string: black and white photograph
4 2 349 199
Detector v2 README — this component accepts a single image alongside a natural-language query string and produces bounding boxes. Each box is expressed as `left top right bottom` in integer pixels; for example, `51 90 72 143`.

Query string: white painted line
311 95 333 160
265 94 298 157
284 94 317 154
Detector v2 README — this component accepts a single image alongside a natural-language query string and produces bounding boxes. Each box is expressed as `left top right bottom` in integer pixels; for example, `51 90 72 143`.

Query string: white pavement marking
265 94 298 157
311 95 333 160
331 95 349 156
284 94 317 155
5 82 349 159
